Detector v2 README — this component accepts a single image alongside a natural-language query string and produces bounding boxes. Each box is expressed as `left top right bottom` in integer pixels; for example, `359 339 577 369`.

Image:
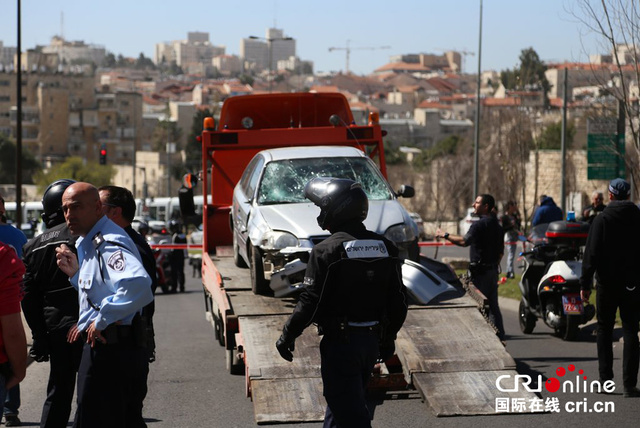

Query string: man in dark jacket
581 191 606 224
532 195 563 226
21 179 82 427
436 194 505 341
580 178 640 398
276 178 408 428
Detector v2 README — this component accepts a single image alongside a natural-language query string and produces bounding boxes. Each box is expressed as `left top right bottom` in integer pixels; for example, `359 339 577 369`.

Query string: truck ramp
240 315 325 424
396 299 537 416
215 255 537 423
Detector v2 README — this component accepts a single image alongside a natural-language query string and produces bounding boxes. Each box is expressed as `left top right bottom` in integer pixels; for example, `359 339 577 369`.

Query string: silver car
231 146 419 295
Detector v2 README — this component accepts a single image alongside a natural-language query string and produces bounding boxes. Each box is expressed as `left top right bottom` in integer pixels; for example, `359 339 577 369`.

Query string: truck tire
226 348 244 375
213 310 225 347
519 299 536 334
250 245 270 295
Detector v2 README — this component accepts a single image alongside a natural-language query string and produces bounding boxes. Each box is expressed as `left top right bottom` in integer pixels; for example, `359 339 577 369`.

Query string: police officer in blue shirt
55 183 153 428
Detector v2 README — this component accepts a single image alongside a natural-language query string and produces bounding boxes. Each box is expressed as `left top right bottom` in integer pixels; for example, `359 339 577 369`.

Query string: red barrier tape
149 244 200 250
418 241 455 247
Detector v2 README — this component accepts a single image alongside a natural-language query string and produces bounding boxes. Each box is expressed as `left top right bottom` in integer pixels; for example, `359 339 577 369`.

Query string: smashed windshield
257 157 393 205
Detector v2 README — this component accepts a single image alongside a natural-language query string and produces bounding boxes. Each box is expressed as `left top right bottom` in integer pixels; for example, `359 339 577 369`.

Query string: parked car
409 212 426 240
231 145 419 294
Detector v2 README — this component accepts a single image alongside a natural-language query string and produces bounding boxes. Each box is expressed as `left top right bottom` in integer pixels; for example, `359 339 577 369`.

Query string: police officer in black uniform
276 177 408 428
168 219 187 293
436 194 505 341
21 179 82 428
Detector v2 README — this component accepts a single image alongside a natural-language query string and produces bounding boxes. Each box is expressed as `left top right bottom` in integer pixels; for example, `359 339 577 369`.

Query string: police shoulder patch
343 239 388 259
107 250 126 272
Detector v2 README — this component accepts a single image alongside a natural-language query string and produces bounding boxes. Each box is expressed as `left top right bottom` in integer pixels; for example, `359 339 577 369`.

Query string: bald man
56 182 153 428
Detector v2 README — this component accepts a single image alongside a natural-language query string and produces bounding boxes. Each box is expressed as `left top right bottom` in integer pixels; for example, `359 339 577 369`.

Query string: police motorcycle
518 217 595 341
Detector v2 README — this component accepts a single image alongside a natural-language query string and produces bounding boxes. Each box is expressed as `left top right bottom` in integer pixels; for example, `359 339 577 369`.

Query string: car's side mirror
396 185 415 198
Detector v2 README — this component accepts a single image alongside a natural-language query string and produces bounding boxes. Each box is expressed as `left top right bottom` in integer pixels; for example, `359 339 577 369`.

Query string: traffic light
99 145 107 165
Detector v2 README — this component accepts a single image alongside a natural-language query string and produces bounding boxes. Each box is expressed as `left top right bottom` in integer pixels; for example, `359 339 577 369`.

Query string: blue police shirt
70 215 153 332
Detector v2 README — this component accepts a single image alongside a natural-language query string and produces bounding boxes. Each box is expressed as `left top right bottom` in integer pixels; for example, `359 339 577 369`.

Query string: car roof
258 145 365 162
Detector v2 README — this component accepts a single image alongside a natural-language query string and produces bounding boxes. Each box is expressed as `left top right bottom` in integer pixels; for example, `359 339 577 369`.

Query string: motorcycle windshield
529 223 549 245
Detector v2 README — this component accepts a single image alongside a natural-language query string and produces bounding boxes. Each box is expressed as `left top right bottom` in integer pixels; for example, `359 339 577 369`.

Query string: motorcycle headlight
384 223 417 244
261 230 299 250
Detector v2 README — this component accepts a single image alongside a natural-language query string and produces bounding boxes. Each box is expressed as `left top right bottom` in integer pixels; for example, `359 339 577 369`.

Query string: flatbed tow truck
192 92 536 424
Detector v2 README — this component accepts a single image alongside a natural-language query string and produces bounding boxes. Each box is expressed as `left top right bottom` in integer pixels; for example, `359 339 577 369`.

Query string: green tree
116 54 127 68
102 52 116 68
184 108 214 174
239 74 254 86
425 135 463 159
35 157 115 192
0 135 41 184
384 146 406 165
500 48 551 97
135 53 156 70
536 121 576 150
151 120 182 153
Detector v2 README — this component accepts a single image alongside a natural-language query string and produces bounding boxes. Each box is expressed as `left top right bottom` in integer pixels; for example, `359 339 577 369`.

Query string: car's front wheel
250 245 270 295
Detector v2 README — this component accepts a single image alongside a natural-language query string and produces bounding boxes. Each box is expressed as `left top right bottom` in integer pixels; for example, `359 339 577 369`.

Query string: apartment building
0 42 17 68
240 28 296 72
154 32 225 74
1 71 145 167
42 36 106 66
0 72 95 164
212 54 242 76
94 91 143 164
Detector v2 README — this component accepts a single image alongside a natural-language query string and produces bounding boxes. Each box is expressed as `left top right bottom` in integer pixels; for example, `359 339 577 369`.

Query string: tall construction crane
328 40 391 74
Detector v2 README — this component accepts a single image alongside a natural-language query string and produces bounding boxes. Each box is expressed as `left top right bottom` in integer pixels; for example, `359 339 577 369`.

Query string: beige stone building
112 151 182 199
0 72 146 168
1 72 96 165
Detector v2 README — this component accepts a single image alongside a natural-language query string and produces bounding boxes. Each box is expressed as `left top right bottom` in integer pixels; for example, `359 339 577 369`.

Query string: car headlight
261 231 299 250
384 223 417 244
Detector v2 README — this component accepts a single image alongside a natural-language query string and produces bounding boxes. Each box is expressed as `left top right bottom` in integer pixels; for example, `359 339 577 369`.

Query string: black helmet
138 221 149 234
304 177 368 230
41 179 76 227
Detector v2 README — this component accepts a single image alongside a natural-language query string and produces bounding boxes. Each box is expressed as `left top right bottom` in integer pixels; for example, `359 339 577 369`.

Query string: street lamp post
249 35 293 93
473 0 483 198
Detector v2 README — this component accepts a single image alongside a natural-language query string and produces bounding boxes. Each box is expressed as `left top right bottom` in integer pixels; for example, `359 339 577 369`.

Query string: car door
233 155 265 262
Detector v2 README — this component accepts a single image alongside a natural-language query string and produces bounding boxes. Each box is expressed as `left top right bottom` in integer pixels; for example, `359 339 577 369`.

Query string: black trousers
73 339 149 428
595 284 640 388
40 332 82 428
320 330 379 428
472 267 505 340
169 256 185 291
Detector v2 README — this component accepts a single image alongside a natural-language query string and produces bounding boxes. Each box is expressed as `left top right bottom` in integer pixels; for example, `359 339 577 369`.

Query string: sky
1 0 606 76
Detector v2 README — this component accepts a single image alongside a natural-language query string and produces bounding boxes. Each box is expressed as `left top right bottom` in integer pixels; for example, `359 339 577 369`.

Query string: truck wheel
519 299 536 334
561 315 580 341
250 246 270 295
226 348 244 375
233 233 248 268
214 311 225 347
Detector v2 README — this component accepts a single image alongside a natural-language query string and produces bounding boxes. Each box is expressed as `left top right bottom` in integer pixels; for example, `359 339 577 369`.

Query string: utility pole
473 0 483 198
16 0 22 225
560 67 568 214
328 40 390 74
